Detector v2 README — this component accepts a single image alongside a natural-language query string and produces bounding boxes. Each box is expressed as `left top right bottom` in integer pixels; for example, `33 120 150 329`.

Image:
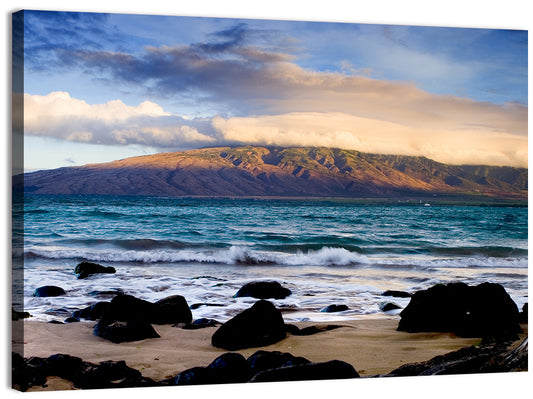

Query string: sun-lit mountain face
19 146 527 201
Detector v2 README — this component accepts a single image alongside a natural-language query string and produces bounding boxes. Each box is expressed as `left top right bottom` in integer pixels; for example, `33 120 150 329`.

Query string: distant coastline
15 146 528 201
18 192 528 208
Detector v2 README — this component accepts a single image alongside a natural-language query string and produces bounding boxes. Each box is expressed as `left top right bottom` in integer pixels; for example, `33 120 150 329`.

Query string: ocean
14 195 528 323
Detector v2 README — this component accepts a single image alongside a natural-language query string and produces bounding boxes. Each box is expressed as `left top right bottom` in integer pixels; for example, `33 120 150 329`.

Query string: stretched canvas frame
10 4 528 397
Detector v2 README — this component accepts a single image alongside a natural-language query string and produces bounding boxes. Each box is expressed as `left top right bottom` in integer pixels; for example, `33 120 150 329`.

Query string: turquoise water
17 195 528 322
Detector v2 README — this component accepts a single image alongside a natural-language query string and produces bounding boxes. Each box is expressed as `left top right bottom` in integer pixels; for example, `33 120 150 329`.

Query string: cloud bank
25 91 527 167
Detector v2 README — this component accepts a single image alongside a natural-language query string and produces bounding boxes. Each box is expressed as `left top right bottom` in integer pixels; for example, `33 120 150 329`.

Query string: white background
1 1 531 398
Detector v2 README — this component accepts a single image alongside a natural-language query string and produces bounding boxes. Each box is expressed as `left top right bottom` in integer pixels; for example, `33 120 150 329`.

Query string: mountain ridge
17 146 527 201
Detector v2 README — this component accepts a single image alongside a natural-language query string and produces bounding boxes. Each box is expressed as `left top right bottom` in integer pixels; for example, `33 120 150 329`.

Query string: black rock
75 261 116 279
174 353 252 385
285 324 302 335
382 290 412 298
152 295 193 325
93 320 160 343
98 294 192 325
207 353 252 384
247 350 310 376
211 300 287 350
386 338 528 376
380 302 401 312
250 360 359 382
77 358 156 389
93 296 157 343
190 303 225 310
174 366 215 385
64 317 80 323
181 318 220 330
33 286 66 297
321 304 348 313
72 301 111 321
98 295 155 324
397 282 522 340
12 308 30 321
13 353 158 391
88 288 125 299
234 281 292 299
286 324 343 336
92 294 193 343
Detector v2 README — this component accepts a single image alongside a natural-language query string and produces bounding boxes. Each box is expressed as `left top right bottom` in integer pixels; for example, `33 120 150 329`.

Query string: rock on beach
92 294 192 343
234 281 292 299
397 282 522 340
74 262 116 279
211 300 287 350
33 286 66 297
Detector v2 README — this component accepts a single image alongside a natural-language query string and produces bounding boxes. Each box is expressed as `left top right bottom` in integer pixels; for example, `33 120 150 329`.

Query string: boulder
250 360 359 382
12 308 30 321
174 353 251 385
397 282 522 340
380 302 401 312
181 318 220 330
33 286 66 297
173 366 215 385
75 261 116 279
98 295 155 324
88 288 125 299
13 353 157 391
93 320 160 343
152 295 192 325
206 353 252 384
247 350 310 376
190 303 225 310
382 290 412 298
321 304 348 313
72 302 110 321
234 281 291 299
211 300 287 350
387 338 528 376
286 324 342 336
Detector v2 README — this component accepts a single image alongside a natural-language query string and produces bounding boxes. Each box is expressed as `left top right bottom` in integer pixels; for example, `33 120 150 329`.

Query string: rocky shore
12 263 529 391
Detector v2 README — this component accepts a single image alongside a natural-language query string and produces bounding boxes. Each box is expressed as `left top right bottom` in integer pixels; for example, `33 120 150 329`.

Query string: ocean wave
22 243 528 269
23 245 370 266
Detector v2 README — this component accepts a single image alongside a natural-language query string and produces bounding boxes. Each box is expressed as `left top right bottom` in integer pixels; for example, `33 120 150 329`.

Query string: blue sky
20 10 528 170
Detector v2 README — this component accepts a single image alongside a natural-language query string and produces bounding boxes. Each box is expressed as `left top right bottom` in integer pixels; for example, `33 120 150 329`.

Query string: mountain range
17 146 528 201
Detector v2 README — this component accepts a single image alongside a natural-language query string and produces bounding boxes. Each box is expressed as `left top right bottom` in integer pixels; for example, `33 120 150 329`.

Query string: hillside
17 146 528 201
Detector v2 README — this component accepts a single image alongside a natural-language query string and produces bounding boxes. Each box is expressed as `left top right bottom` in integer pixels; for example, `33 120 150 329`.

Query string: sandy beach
16 316 527 390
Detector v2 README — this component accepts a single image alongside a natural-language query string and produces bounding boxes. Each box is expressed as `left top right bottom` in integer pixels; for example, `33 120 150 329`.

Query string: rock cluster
92 294 192 343
165 350 358 385
12 353 157 391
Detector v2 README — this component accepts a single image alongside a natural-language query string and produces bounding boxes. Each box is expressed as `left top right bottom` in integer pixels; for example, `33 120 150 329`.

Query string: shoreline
21 192 528 207
17 318 528 388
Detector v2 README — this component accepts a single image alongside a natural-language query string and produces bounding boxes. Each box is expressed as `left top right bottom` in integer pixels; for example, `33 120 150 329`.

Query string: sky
18 9 528 171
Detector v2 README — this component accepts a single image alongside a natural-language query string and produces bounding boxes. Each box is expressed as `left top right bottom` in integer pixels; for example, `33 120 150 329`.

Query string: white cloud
23 91 527 167
24 91 217 148
213 112 528 167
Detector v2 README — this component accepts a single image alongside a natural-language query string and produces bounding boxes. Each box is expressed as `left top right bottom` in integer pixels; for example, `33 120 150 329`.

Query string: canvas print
11 9 528 392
